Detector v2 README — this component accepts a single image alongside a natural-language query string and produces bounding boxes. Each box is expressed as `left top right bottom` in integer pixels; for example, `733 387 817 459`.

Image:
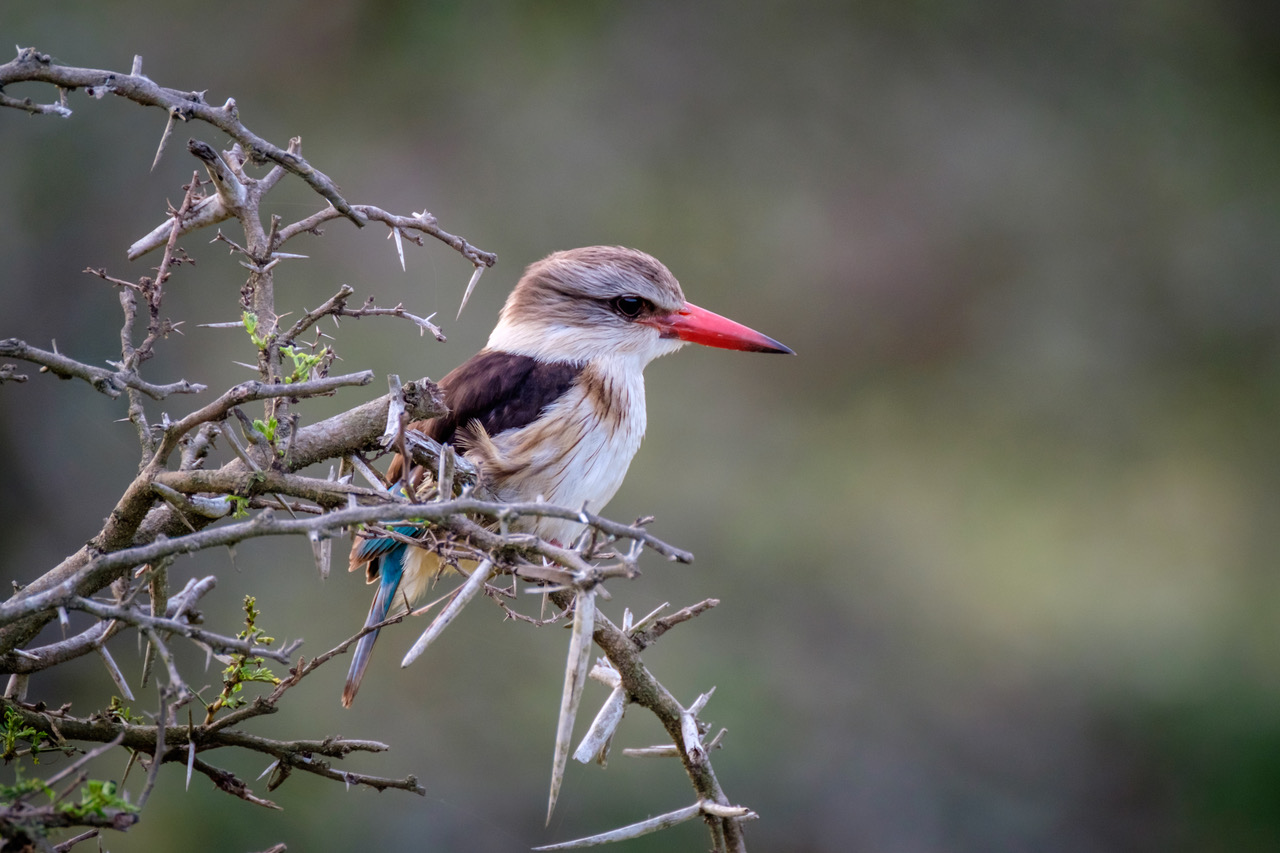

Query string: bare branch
547 592 750 851
0 696 424 797
150 371 373 464
278 284 355 344
188 756 280 809
153 468 391 508
64 596 301 664
52 828 100 852
335 299 447 341
0 363 29 383
632 598 720 649
0 88 72 116
274 203 497 269
0 337 205 399
0 381 446 656
0 47 361 223
0 573 212 675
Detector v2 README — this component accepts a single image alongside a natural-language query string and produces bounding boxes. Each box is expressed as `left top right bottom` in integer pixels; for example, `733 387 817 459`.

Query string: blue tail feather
342 542 407 707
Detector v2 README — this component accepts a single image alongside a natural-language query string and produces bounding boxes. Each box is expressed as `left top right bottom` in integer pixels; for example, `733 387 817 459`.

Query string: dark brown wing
429 351 582 444
384 350 582 484
357 351 582 571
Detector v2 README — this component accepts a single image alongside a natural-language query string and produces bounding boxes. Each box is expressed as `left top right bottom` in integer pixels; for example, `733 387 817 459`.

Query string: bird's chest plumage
467 362 647 543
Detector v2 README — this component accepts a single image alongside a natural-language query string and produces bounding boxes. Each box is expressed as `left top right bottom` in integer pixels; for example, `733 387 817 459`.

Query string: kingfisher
342 246 792 706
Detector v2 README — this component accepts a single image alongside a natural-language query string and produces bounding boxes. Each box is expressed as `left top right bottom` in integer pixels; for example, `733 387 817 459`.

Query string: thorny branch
0 663 424 801
271 283 447 345
271 203 496 270
0 376 444 661
0 47 361 223
1 45 752 853
1 600 423 843
0 491 690 636
0 338 204 401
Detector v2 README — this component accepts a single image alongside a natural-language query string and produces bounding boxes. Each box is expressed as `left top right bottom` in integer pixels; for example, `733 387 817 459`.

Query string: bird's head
486 246 792 366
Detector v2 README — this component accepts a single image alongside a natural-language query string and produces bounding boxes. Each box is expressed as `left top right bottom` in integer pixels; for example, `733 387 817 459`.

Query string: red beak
642 301 794 354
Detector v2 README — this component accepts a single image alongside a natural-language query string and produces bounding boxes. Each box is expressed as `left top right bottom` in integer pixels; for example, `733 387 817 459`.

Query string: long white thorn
309 529 332 579
532 800 757 850
400 559 495 668
533 803 703 850
573 683 626 766
457 264 484 320
680 687 715 766
97 645 134 701
388 227 406 270
547 588 596 824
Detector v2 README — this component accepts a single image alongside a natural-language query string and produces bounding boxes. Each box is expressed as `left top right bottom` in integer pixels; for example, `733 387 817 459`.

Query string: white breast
468 355 649 544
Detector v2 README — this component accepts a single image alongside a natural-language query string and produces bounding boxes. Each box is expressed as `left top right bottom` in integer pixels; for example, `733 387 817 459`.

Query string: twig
330 298 446 342
0 363 30 383
633 599 720 649
162 371 373 450
4 619 121 675
0 338 205 400
273 203 497 269
65 596 299 664
277 284 355 345
0 697 423 797
52 829 100 852
0 48 362 224
136 684 169 811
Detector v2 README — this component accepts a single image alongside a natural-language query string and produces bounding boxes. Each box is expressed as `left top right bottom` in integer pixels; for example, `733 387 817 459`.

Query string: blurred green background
4 1 1280 850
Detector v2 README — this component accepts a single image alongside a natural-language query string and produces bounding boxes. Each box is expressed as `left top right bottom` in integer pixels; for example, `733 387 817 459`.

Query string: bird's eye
611 295 649 319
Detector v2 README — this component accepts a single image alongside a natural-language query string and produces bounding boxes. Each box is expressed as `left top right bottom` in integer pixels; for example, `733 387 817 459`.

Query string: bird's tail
342 550 403 708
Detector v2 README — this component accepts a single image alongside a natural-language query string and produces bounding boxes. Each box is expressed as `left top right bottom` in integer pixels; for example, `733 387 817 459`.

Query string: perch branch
0 380 446 655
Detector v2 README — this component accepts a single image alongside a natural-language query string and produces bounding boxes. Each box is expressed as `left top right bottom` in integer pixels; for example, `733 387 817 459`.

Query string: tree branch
0 338 205 400
0 698 423 797
0 47 361 224
3 45 753 853
273 203 497 269
0 380 446 654
0 496 691 632
550 591 749 852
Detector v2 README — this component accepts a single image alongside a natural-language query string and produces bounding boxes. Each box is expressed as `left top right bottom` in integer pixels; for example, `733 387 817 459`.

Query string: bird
342 246 792 707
